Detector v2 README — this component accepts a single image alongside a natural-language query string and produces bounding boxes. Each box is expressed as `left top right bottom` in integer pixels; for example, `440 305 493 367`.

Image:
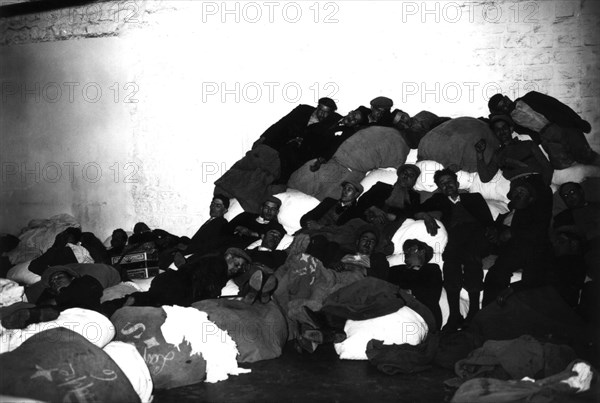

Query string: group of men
6 90 597 340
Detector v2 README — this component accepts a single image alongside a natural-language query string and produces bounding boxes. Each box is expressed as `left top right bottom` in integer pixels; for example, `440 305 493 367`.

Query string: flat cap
318 97 338 111
370 96 393 109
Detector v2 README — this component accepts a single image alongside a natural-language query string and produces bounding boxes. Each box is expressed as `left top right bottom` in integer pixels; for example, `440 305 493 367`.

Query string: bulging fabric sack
418 117 498 172
111 306 207 390
193 298 288 363
0 327 140 403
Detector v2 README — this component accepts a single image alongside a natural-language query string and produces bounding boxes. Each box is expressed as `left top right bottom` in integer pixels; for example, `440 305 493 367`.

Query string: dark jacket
356 182 421 221
300 198 362 228
419 192 494 229
185 216 229 256
261 105 341 151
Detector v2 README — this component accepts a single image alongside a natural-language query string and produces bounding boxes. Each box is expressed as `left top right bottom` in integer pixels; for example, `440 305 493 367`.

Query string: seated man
184 194 231 257
107 228 128 258
553 182 600 280
300 179 364 231
475 114 553 187
488 91 598 168
227 196 282 248
238 222 288 305
482 176 553 306
388 239 443 330
415 169 494 331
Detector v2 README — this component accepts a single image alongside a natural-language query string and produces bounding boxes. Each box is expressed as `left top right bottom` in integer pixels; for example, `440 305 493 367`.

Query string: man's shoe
243 270 263 305
259 275 278 303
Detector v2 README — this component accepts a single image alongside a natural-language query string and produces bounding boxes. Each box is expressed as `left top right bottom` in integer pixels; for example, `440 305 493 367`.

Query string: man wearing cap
227 196 282 248
183 194 231 257
487 91 599 168
357 164 421 226
359 96 395 127
254 97 341 152
300 179 364 231
475 114 553 187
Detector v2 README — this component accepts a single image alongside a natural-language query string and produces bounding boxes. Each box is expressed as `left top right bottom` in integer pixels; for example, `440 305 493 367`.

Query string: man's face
209 198 228 218
437 174 459 198
492 120 514 145
356 232 377 255
396 168 419 188
370 106 389 122
260 201 280 221
315 104 333 121
49 271 73 294
340 183 359 203
225 254 247 277
111 231 127 249
392 110 411 130
341 110 362 127
404 245 426 268
262 229 284 250
560 184 585 209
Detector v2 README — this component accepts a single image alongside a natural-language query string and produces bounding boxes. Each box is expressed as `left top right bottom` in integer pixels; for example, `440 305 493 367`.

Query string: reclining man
488 91 599 168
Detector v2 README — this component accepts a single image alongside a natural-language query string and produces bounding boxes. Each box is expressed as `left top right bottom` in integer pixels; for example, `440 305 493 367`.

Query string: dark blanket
111 306 207 390
451 360 597 403
214 144 284 214
193 298 288 363
0 327 140 402
453 335 577 382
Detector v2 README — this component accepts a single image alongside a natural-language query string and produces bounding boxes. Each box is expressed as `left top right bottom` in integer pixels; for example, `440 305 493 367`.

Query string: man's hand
305 220 323 231
366 206 388 225
330 261 345 272
421 215 440 236
474 139 487 154
234 226 256 237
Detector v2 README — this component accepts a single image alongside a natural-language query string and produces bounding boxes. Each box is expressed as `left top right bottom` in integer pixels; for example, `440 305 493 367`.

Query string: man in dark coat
124 247 252 307
482 175 553 306
300 179 364 230
488 91 598 168
227 195 282 248
254 97 341 152
416 169 494 331
184 194 230 256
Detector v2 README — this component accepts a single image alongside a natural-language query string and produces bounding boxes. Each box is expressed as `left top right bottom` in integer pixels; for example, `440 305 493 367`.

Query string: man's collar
448 195 461 204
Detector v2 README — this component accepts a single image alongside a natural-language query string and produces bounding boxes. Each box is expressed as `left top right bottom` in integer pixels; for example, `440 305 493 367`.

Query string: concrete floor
153 341 457 403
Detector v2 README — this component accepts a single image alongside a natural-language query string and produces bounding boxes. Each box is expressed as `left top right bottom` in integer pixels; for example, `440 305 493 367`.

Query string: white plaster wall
1 0 598 240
